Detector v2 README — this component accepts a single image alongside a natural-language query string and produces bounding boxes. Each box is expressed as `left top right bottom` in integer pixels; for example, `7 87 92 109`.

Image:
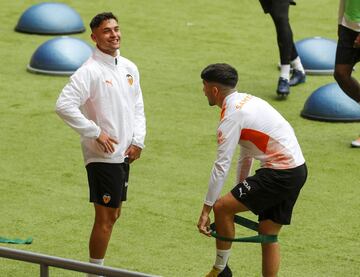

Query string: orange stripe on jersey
240 129 269 153
220 104 226 121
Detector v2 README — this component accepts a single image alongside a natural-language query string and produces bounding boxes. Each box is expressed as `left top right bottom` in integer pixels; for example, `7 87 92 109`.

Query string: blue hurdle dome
15 3 85 35
301 83 360 122
27 37 93 75
295 37 337 75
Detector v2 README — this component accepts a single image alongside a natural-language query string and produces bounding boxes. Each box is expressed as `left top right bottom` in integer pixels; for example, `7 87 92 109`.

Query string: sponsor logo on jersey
126 74 134 86
105 79 113 87
217 130 225 144
103 193 111 204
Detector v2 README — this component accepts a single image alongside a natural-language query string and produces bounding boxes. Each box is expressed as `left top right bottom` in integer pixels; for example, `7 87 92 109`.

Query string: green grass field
0 0 359 276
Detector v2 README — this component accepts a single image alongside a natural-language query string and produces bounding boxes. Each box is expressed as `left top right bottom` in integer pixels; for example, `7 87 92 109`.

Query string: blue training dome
295 37 337 75
15 2 85 35
301 83 360 122
27 37 93 75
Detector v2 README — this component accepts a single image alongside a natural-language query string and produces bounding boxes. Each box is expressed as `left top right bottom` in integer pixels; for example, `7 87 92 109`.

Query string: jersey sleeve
131 68 146 149
55 69 101 139
235 147 254 184
204 117 241 206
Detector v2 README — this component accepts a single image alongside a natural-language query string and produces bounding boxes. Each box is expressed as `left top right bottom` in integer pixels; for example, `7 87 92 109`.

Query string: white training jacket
205 92 305 206
55 48 146 165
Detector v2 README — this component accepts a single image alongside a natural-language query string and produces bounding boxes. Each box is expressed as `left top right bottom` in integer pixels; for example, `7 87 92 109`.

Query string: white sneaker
351 137 360 148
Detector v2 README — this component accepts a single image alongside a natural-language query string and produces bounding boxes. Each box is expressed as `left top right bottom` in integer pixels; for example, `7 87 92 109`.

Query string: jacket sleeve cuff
131 140 145 149
204 200 214 207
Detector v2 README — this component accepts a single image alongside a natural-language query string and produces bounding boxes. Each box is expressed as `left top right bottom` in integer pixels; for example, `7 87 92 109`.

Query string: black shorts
86 162 130 208
231 164 307 225
335 25 360 65
259 0 295 14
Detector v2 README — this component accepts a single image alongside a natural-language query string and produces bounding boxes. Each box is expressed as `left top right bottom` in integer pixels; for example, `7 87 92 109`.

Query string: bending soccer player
56 12 146 277
197 63 307 277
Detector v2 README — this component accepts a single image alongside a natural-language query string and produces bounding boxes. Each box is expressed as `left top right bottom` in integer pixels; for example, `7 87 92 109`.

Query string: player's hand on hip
96 131 118 153
124 145 142 163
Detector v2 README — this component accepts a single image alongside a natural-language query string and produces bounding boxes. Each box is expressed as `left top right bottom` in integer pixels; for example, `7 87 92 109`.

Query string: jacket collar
94 47 121 66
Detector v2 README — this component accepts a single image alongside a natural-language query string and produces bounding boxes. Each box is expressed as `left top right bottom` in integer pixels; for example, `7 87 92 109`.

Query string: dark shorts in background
86 162 130 208
335 25 360 65
231 164 307 225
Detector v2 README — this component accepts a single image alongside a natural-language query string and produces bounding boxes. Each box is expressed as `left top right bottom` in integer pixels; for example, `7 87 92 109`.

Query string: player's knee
333 69 341 81
213 198 227 216
258 220 282 235
115 209 121 220
109 211 120 224
94 219 114 234
103 217 117 231
95 212 119 229
334 69 348 85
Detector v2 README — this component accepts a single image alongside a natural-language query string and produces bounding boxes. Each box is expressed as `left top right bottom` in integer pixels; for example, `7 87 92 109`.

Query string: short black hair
90 12 118 31
200 63 238 88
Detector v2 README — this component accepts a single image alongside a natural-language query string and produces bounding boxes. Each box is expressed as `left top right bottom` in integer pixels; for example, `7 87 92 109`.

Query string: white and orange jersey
205 92 305 206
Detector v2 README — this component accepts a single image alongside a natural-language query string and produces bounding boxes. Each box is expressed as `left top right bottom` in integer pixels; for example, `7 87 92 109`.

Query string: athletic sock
88 258 104 277
214 249 231 271
291 56 305 73
280 64 291 81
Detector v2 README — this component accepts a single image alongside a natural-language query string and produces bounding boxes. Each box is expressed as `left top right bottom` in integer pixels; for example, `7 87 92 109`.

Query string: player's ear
90 33 97 43
212 86 219 96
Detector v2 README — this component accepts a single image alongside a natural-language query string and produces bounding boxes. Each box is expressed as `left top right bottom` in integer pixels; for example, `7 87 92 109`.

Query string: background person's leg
269 0 299 94
269 0 292 66
334 64 360 102
334 63 360 147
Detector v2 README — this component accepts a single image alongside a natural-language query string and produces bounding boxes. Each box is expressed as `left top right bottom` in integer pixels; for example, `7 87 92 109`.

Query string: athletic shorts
231 163 307 225
335 25 360 65
259 0 295 14
86 162 130 208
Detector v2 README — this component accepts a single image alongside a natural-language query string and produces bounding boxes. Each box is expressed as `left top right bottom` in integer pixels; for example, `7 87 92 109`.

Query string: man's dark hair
201 63 238 88
90 12 118 31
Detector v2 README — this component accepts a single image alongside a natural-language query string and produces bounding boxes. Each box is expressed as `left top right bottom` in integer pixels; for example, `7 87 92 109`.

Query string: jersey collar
94 47 121 66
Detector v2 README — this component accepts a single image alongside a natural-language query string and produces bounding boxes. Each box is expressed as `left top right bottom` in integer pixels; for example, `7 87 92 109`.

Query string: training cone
28 37 93 75
15 2 85 35
295 37 337 75
301 83 360 122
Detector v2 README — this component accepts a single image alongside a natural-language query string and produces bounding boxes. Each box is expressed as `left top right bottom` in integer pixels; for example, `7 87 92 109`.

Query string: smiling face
91 18 121 57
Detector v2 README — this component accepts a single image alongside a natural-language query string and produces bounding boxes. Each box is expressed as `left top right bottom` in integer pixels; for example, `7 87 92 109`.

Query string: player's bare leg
89 203 121 259
258 220 282 277
334 64 360 102
334 63 360 146
213 192 249 250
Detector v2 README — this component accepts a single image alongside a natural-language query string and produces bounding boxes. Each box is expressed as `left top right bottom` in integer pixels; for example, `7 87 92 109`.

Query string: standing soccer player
55 12 146 277
197 63 307 277
334 0 360 147
259 0 306 96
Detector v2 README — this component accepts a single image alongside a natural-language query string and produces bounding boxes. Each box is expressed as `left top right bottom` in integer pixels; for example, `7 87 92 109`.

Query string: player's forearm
200 203 213 216
55 103 101 138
